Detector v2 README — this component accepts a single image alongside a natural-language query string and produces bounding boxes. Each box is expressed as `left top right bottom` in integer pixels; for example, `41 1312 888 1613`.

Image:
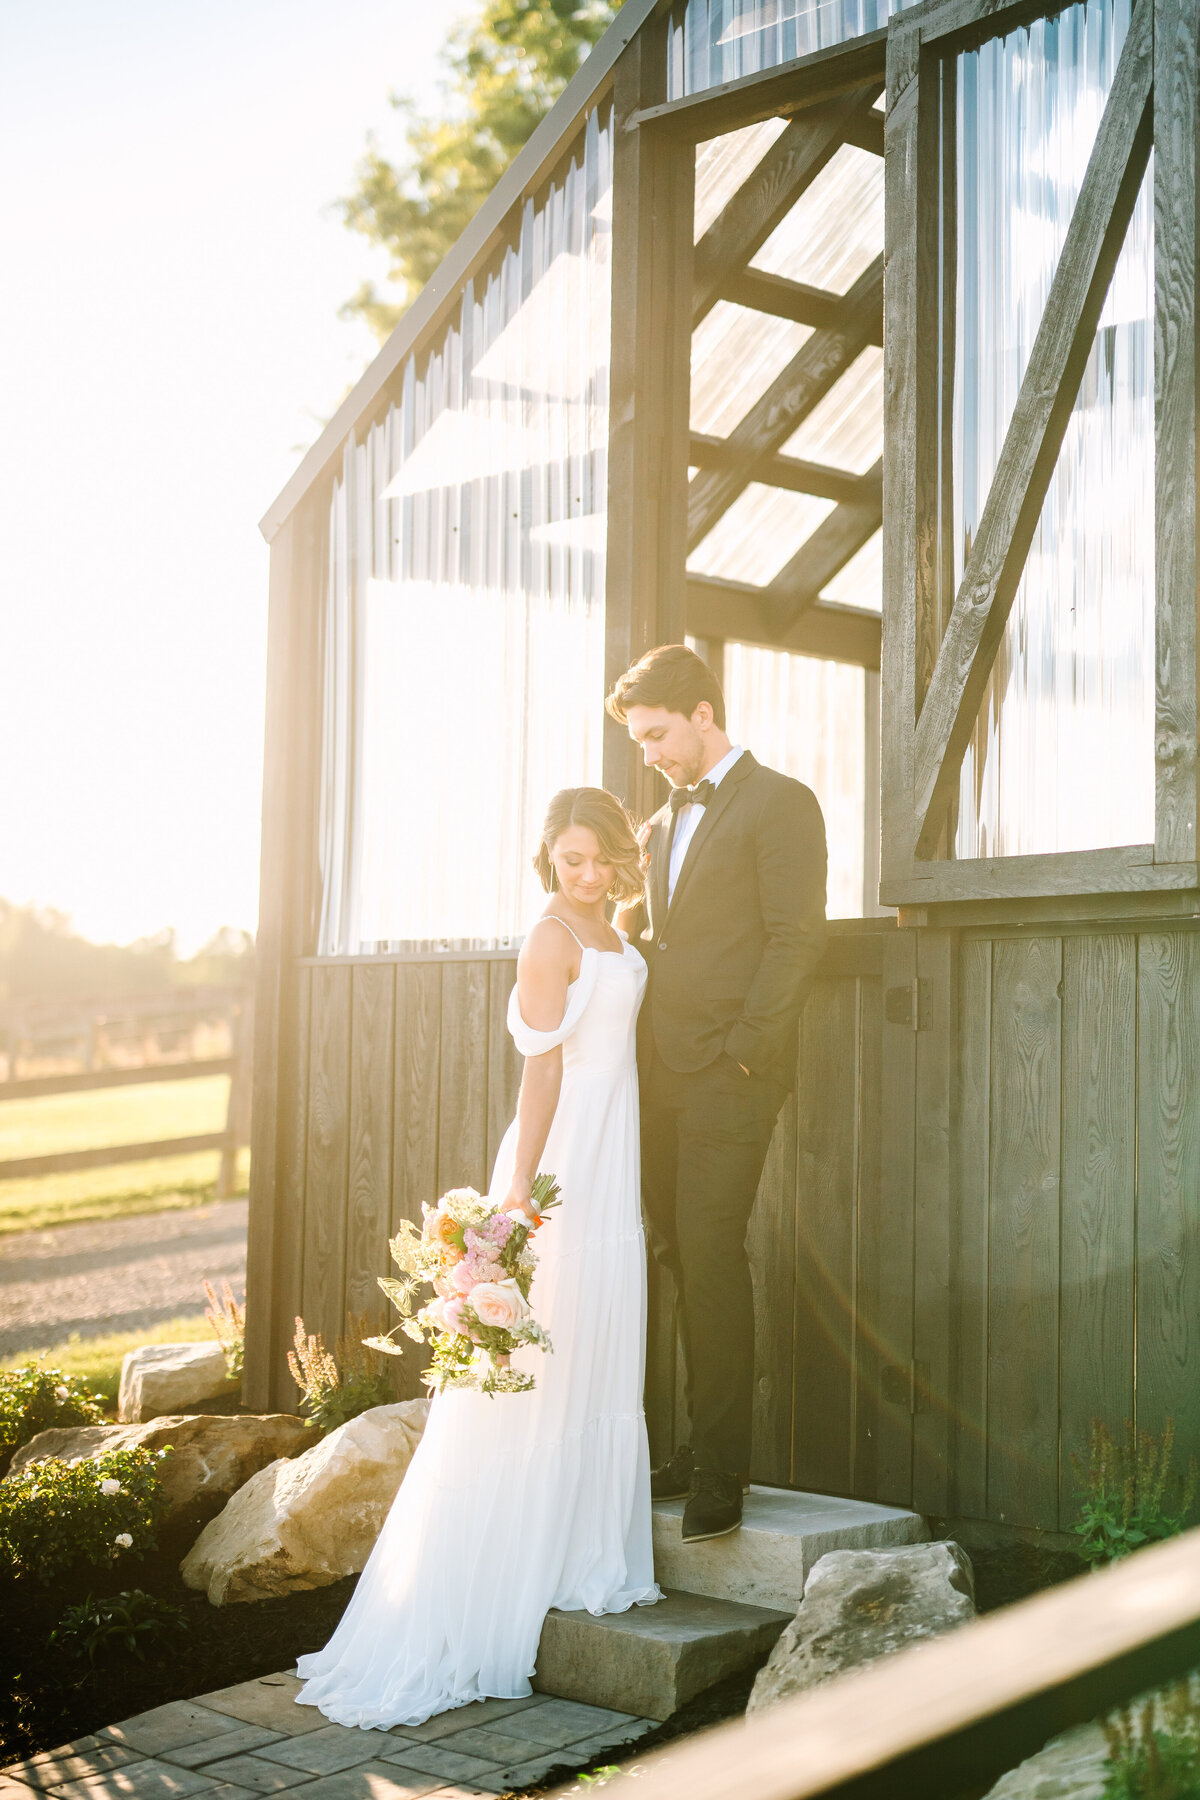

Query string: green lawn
0 1076 249 1236
0 1314 227 1412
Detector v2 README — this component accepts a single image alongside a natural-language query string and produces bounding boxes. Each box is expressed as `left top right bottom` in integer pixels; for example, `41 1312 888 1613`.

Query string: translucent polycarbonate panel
690 301 812 436
667 0 911 98
725 643 865 916
950 0 1155 859
694 118 789 242
688 482 836 585
780 346 884 474
317 110 612 953
750 144 883 294
821 528 882 610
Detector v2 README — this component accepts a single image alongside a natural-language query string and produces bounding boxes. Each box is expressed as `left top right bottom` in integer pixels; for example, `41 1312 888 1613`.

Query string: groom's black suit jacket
633 752 828 1084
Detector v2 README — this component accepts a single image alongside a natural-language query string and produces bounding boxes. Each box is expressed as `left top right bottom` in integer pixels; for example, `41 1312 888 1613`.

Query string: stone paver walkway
0 1671 656 1800
0 1200 247 1358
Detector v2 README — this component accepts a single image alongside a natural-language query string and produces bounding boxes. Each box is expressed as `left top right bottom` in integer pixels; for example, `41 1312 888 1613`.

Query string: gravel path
0 1200 247 1358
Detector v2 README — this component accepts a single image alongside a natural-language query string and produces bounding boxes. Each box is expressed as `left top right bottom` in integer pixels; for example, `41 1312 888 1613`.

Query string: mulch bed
0 1527 359 1770
2 1516 1086 1789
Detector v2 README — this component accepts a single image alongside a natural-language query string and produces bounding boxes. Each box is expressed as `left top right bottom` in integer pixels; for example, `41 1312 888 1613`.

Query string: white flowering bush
0 1361 104 1457
0 1447 168 1586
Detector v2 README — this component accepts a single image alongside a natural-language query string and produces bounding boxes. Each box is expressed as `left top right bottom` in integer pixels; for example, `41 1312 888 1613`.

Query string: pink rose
469 1280 528 1332
451 1261 478 1294
442 1295 467 1333
421 1297 448 1330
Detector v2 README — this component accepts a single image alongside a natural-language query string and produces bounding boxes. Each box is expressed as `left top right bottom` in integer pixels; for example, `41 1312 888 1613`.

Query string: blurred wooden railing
0 987 253 1197
586 1527 1200 1800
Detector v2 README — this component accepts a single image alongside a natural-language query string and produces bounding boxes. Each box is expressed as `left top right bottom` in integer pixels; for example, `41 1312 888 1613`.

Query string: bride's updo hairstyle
534 788 644 904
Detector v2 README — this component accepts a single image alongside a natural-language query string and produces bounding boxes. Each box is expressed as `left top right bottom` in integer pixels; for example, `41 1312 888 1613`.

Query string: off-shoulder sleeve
507 950 599 1055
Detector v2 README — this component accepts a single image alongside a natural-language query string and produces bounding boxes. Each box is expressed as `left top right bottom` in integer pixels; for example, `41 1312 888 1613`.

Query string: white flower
28 1487 42 1501
69 1457 82 1467
54 1385 69 1399
99 1478 122 1497
114 1532 133 1549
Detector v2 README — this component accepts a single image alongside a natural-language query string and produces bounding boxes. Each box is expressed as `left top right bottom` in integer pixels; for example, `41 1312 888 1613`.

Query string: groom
606 644 827 1543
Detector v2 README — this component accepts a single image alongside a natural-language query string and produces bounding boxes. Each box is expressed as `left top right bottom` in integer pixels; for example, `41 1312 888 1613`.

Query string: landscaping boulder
979 1724 1109 1799
747 1541 976 1715
181 1399 430 1604
118 1342 232 1422
10 1413 313 1535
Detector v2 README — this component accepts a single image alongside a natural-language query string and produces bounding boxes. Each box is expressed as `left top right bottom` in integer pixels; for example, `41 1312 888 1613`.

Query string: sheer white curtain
317 111 612 954
951 0 1155 859
724 644 867 918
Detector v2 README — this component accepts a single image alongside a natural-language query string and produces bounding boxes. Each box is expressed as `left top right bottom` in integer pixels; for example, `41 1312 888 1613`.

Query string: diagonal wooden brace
911 0 1155 859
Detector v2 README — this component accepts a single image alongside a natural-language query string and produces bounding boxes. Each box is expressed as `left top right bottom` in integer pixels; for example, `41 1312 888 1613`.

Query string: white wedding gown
295 929 660 1729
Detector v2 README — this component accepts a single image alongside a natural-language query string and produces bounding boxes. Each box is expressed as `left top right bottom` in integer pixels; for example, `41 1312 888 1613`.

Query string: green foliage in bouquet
288 1314 396 1434
203 1278 246 1382
50 1588 188 1663
1073 1419 1197 1568
0 1360 105 1456
1103 1679 1200 1798
0 1447 168 1586
367 1174 562 1396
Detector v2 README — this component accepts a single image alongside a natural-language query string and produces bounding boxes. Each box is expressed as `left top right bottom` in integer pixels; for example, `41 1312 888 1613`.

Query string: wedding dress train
294 931 660 1728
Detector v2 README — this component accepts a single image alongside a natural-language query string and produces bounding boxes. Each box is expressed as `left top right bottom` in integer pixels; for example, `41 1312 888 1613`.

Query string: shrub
1073 1419 1197 1568
203 1278 246 1382
49 1588 188 1663
0 1361 104 1455
1104 1680 1200 1798
0 1447 168 1585
287 1314 394 1434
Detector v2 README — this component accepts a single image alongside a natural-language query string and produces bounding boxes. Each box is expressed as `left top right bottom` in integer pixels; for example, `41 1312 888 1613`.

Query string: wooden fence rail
598 1526 1200 1800
0 990 254 1198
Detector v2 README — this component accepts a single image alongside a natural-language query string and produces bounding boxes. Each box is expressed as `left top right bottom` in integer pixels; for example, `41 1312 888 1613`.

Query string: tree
340 0 618 342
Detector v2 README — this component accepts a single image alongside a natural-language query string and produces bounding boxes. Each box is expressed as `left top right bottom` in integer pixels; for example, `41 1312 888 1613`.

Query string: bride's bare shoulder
519 915 579 980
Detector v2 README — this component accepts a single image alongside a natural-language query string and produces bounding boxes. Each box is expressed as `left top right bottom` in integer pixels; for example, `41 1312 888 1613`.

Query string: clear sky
0 0 453 952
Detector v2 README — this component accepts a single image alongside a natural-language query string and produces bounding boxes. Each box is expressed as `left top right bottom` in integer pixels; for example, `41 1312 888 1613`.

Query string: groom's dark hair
605 643 727 731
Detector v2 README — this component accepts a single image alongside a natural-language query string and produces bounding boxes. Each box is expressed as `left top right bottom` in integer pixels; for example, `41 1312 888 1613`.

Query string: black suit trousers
640 1042 787 1478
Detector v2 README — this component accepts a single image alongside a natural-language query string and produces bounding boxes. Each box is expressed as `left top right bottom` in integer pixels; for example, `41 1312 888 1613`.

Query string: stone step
652 1485 928 1613
534 1588 790 1722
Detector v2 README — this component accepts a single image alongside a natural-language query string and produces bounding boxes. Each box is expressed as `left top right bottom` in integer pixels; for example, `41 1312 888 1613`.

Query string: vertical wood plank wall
252 918 1200 1532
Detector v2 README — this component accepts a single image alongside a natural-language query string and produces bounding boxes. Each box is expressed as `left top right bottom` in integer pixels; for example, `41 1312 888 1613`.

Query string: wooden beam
841 102 886 157
718 268 845 331
911 0 1155 858
687 574 881 667
764 457 882 613
0 1058 237 1101
688 255 884 548
879 24 923 885
604 16 694 821
689 433 875 505
1153 0 1199 863
0 1132 236 1182
259 0 661 542
693 93 873 325
634 29 887 140
603 1523 1200 1800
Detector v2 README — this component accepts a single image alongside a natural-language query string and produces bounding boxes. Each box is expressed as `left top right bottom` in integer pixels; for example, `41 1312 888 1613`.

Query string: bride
295 786 661 1729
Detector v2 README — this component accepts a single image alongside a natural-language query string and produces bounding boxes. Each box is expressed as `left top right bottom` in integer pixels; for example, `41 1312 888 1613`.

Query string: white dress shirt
667 745 744 904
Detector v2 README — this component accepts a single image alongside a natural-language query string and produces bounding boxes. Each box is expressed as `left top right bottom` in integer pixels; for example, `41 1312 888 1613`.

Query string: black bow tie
669 779 715 813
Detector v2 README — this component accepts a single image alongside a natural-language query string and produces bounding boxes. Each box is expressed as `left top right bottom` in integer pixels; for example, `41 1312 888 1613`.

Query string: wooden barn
244 0 1199 1546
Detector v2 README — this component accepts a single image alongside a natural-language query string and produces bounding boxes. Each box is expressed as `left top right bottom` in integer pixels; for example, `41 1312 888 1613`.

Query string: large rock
980 1724 1109 1799
181 1400 430 1604
118 1342 233 1422
10 1414 313 1535
747 1541 976 1715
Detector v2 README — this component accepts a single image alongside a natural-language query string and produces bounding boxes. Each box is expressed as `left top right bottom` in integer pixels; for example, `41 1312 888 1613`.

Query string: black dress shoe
681 1468 743 1543
650 1443 694 1501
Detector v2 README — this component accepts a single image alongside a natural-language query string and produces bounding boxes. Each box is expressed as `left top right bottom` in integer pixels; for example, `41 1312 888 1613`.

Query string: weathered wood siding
247 916 1200 1530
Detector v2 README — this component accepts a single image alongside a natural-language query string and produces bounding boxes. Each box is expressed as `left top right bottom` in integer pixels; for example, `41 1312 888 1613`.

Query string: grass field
0 1076 249 1236
0 1314 225 1411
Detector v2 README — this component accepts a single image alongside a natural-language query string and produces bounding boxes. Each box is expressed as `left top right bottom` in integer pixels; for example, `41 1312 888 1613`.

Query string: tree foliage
340 0 618 342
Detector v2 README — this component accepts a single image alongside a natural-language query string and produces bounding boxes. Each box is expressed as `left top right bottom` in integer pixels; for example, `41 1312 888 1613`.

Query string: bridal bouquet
364 1175 562 1396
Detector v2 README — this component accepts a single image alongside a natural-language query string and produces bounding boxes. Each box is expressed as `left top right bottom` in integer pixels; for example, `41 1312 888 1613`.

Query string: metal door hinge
882 1360 929 1415
885 977 931 1030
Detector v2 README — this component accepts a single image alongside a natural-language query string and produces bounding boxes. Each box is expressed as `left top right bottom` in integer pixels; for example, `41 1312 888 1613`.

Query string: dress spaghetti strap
538 914 588 954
